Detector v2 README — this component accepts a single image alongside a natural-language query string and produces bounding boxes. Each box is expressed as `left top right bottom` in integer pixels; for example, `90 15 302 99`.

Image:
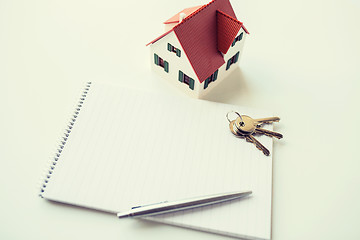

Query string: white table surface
1 0 360 239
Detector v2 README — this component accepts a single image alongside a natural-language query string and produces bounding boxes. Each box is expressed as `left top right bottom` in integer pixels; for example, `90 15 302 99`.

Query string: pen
117 190 252 218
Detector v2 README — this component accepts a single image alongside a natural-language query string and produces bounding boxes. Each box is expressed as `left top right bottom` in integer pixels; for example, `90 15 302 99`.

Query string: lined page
42 82 272 240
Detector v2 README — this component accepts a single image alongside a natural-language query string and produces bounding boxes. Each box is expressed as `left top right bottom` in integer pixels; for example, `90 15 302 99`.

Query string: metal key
227 111 283 156
235 116 280 131
234 115 255 134
228 119 271 156
254 128 283 139
233 115 283 139
245 135 270 156
253 117 280 127
229 122 271 156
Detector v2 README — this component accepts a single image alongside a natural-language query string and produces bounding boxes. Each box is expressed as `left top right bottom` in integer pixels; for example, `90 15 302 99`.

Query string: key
227 112 254 135
234 115 255 134
227 111 283 156
229 120 238 136
234 115 282 137
253 117 280 126
229 119 271 156
245 135 270 156
236 116 280 130
254 128 283 139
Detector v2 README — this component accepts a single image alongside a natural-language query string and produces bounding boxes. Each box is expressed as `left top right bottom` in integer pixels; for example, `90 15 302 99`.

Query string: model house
146 0 249 98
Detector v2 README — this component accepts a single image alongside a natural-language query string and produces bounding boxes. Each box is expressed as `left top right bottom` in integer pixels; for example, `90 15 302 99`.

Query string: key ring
226 111 244 126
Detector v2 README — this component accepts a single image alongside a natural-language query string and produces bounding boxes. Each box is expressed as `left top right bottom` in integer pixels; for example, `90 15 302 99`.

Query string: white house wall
150 31 200 98
198 28 247 98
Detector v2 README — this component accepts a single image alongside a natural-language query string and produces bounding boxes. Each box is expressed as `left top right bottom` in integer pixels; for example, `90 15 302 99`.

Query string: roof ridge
217 9 249 35
216 9 242 54
173 0 216 29
216 9 241 24
163 5 203 24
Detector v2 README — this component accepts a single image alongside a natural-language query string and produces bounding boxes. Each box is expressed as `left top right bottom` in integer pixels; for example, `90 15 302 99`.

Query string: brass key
227 112 283 156
253 117 280 127
228 121 271 156
234 115 255 134
245 135 270 156
233 115 283 139
254 128 283 139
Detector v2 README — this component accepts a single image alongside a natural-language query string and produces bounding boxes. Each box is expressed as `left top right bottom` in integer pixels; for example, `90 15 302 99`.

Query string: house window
154 53 169 72
168 43 181 57
231 32 244 47
204 70 219 89
178 70 194 90
226 51 240 70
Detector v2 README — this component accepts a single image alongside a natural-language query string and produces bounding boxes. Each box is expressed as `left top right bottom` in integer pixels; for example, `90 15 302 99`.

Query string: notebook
40 82 273 240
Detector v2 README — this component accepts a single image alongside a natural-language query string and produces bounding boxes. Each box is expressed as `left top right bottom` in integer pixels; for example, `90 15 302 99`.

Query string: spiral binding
39 82 92 198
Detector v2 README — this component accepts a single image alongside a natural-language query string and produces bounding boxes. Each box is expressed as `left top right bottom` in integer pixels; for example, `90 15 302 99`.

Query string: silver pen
117 190 252 218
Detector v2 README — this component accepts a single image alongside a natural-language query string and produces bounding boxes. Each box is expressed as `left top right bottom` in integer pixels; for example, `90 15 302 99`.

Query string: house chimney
179 12 186 23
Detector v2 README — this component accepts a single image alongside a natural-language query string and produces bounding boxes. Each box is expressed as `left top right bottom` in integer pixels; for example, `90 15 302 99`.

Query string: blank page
41 82 272 240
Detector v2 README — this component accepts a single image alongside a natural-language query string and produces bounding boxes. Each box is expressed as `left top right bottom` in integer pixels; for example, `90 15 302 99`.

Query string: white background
1 0 359 239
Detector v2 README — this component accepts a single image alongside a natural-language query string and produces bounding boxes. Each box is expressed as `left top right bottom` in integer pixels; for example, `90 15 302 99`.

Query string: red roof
147 0 249 83
163 6 203 24
216 10 242 54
